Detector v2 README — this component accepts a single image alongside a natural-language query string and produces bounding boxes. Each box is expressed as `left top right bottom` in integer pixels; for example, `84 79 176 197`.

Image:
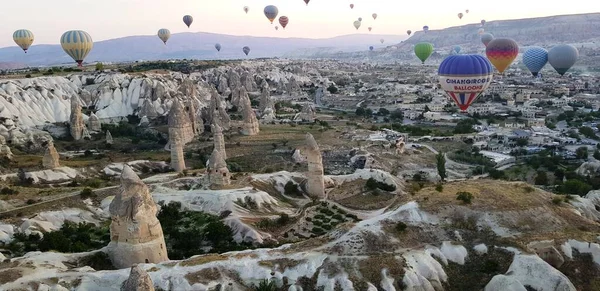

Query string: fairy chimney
121 265 155 291
187 99 203 135
259 83 274 114
395 137 405 155
107 165 169 268
206 149 230 186
305 133 325 199
212 123 226 160
106 130 114 145
69 96 85 141
240 70 255 92
42 141 60 169
88 112 101 132
295 103 316 123
170 132 186 172
240 93 260 136
168 98 194 145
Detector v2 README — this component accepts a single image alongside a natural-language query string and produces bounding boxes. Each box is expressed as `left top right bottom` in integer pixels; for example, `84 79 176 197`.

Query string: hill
0 32 406 67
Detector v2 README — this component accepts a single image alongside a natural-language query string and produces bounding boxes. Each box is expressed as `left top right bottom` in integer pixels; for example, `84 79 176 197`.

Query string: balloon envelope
350 4 354 9
358 17 362 22
243 6 249 13
481 33 494 47
13 29 34 53
279 16 289 29
522 46 548 76
304 0 310 5
369 46 374 51
438 54 494 111
407 30 412 35
372 13 378 20
414 42 434 64
548 44 578 76
353 21 361 30
60 30 93 66
458 13 463 19
485 38 519 73
380 39 384 44
368 27 372 32
423 26 429 32
477 28 485 35
453 45 461 54
481 19 486 26
243 46 251 56
264 5 278 23
157 29 171 44
183 15 193 28
215 43 221 52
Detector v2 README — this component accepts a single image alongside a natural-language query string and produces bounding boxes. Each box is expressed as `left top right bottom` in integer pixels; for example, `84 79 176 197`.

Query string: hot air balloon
458 13 463 19
279 16 289 29
485 38 519 73
481 33 494 47
350 4 354 9
548 44 579 76
368 27 372 32
13 29 34 53
60 30 93 67
522 47 548 76
304 0 310 5
215 43 222 52
157 29 171 44
372 13 378 20
438 54 494 111
264 5 278 24
353 21 361 30
466 9 469 13
407 30 412 36
481 19 486 26
243 6 249 14
183 15 193 28
477 28 485 35
275 26 279 30
369 46 374 51
453 45 461 54
380 39 385 44
423 26 429 33
358 17 363 22
243 46 251 56
414 42 434 64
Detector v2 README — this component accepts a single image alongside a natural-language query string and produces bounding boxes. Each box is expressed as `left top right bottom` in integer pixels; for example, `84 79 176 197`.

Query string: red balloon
279 16 289 29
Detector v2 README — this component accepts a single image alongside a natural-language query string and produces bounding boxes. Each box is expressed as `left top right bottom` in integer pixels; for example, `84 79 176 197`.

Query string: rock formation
304 133 325 199
168 98 194 145
178 78 196 98
212 123 226 160
170 132 186 172
395 137 406 155
121 265 155 291
527 241 565 268
139 99 158 119
240 70 255 92
208 88 231 130
88 113 101 132
42 141 60 169
259 83 274 114
295 103 316 122
69 96 85 141
231 87 248 110
228 70 241 93
108 165 169 269
287 76 301 95
217 74 229 95
0 136 13 160
187 99 203 135
82 126 91 140
206 149 231 186
106 130 114 145
240 93 260 136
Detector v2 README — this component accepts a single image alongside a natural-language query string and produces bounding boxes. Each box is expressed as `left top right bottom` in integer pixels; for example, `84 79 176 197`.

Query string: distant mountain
0 32 407 67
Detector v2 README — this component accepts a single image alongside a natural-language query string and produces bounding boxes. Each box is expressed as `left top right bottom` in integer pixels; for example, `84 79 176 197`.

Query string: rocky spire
295 103 316 123
208 88 231 131
108 165 169 269
240 70 255 92
231 86 247 110
187 99 203 135
305 133 325 199
139 99 158 119
88 113 101 132
121 265 155 291
240 93 260 136
287 76 301 95
0 136 13 161
217 74 229 95
170 132 186 172
42 141 60 169
106 130 114 145
168 98 194 145
206 149 230 187
259 82 274 114
228 70 241 93
69 96 85 141
178 78 197 98
212 123 226 160
395 137 406 155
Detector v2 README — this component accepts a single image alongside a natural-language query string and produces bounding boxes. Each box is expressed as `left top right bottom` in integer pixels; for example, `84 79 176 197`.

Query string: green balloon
414 42 434 64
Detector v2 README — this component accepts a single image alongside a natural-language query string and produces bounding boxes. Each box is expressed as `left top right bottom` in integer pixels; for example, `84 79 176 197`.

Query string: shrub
435 184 444 192
552 197 563 205
0 187 18 195
365 177 396 192
26 199 36 205
80 188 95 199
395 221 407 232
332 214 343 220
456 191 473 204
482 259 500 273
284 181 301 196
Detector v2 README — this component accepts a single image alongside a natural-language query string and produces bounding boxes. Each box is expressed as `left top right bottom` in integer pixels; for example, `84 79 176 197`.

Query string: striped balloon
485 38 519 73
522 46 548 77
438 54 494 111
157 29 171 44
13 29 34 53
183 15 193 28
60 30 93 67
279 16 289 29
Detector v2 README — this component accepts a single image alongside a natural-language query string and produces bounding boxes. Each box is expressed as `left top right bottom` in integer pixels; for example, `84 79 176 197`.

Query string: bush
456 191 473 204
552 197 563 205
284 181 301 196
0 187 18 195
80 188 95 199
395 222 407 232
365 177 396 192
482 259 500 273
435 184 443 192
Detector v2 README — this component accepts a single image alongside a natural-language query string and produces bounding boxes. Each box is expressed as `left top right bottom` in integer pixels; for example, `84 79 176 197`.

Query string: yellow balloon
60 30 93 66
13 29 34 53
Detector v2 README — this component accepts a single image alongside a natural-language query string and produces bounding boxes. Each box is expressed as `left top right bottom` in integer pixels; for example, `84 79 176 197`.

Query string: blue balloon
438 54 494 111
522 46 548 77
369 46 374 51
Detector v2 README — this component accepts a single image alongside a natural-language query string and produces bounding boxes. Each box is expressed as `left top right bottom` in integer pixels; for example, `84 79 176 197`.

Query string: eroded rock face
207 149 230 187
170 132 186 173
240 92 259 136
212 124 226 160
108 165 169 269
168 98 194 145
88 113 101 132
42 141 60 169
295 103 316 122
304 133 325 199
120 265 155 291
69 96 85 141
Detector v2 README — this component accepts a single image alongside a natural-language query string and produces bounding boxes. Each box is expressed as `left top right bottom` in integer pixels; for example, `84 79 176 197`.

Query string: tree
516 138 529 147
576 147 589 159
436 152 447 181
390 109 404 121
378 108 390 116
594 150 600 160
355 107 366 116
579 126 597 139
95 62 104 71
326 84 338 94
534 171 548 185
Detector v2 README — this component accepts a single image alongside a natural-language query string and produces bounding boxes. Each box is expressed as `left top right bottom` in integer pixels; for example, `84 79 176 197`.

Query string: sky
1 0 599 47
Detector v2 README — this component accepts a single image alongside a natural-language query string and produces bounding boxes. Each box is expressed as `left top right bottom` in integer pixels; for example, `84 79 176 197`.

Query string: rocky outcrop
42 141 60 169
294 103 316 122
304 133 325 199
168 99 194 145
206 149 230 187
107 165 169 269
88 113 101 132
240 93 259 136
228 70 241 93
240 70 255 92
217 74 229 95
527 241 565 268
231 87 248 110
212 124 226 160
139 99 158 119
69 96 85 141
170 132 185 172
106 130 114 145
121 265 155 291
396 137 406 155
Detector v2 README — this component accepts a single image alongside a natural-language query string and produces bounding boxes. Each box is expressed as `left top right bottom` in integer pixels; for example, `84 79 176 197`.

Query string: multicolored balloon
279 16 289 29
353 21 361 30
423 26 429 32
13 29 34 53
157 29 171 44
60 30 93 67
264 5 278 24
548 44 579 76
183 15 193 28
243 46 251 56
453 45 461 54
372 13 378 20
215 43 221 52
438 54 494 111
481 33 494 47
407 30 412 35
485 38 519 73
522 46 548 76
243 6 249 14
414 42 434 64
458 13 463 19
